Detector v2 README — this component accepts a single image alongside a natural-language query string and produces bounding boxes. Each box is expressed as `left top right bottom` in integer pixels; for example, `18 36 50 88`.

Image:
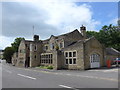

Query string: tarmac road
1 61 119 89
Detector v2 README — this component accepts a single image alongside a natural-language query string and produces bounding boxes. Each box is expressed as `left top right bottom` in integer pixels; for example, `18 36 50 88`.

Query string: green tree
11 37 25 52
3 47 15 63
86 24 120 51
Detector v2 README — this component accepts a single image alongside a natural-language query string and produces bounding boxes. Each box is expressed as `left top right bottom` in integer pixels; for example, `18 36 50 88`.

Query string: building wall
84 37 105 69
12 52 18 66
30 41 43 67
63 42 85 70
17 40 26 67
64 30 83 48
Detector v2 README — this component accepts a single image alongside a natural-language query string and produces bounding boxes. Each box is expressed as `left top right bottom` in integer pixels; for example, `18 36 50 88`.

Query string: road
1 61 119 89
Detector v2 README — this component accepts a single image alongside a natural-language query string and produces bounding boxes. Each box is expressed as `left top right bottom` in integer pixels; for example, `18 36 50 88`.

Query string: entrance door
90 54 100 68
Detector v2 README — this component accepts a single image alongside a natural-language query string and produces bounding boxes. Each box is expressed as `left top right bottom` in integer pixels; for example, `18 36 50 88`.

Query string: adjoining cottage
105 48 120 65
12 26 120 70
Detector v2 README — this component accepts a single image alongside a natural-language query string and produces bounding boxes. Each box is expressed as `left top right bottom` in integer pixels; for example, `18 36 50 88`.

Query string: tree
3 47 15 63
11 37 25 52
86 24 120 51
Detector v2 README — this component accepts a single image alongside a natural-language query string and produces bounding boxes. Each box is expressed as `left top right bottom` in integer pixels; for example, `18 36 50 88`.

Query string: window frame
64 50 77 65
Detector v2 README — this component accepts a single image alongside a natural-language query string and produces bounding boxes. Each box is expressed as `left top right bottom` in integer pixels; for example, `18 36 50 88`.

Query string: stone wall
30 41 43 67
12 52 18 66
17 40 26 67
63 42 85 70
84 37 105 69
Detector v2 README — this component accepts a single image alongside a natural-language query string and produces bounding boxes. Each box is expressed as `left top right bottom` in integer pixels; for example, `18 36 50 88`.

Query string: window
40 54 53 64
90 54 100 63
35 55 36 59
64 51 77 65
20 50 22 53
73 58 76 64
52 43 54 49
46 46 48 50
73 52 76 57
65 52 68 57
25 44 27 47
69 52 72 57
66 59 68 64
50 43 54 50
60 42 63 48
35 45 37 51
69 59 72 64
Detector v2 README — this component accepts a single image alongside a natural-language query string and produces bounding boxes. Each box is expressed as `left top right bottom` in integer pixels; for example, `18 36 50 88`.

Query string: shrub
47 66 53 69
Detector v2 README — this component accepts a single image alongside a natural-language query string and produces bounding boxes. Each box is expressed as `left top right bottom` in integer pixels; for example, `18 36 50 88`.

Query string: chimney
34 35 39 41
80 25 86 39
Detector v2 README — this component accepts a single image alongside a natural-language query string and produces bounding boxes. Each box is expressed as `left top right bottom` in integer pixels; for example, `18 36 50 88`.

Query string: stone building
105 48 120 64
12 25 118 70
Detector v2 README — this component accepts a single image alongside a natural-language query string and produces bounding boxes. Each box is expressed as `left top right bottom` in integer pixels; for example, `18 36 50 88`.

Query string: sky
0 0 119 50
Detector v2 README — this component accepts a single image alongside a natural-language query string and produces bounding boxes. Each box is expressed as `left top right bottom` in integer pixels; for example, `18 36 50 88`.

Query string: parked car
113 58 120 67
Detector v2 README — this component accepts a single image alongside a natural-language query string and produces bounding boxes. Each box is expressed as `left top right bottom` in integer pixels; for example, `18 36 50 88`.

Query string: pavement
1 61 119 89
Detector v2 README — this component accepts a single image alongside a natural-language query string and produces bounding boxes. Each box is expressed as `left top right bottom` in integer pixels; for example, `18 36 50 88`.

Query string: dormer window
60 42 63 48
50 43 54 50
52 43 54 49
46 46 48 50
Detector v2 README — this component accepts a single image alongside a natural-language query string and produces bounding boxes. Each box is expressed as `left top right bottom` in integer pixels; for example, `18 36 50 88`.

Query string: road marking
89 69 118 73
59 85 79 90
15 67 118 82
17 74 36 80
75 75 118 82
5 70 12 74
66 74 71 76
2 68 12 74
59 85 72 88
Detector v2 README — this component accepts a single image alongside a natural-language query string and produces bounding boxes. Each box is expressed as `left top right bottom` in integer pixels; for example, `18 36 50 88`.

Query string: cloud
2 2 100 38
109 18 118 25
1 1 102 49
0 36 14 49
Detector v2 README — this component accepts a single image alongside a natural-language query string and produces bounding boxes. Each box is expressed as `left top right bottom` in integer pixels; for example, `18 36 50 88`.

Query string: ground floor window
40 53 53 64
64 51 77 65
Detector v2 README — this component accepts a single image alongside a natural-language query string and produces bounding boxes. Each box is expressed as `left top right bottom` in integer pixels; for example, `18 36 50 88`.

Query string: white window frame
64 50 77 65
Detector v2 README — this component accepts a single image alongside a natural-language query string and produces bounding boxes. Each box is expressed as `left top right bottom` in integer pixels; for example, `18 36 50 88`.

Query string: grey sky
0 1 118 49
2 2 59 39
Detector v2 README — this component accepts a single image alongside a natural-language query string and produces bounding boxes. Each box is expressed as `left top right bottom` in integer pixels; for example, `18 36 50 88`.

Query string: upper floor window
50 43 54 50
35 45 37 51
60 42 63 48
45 46 48 50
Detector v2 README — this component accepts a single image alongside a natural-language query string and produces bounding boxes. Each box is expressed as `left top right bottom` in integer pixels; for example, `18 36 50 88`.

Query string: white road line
17 74 36 80
59 85 72 89
66 74 71 76
2 68 12 74
6 70 12 74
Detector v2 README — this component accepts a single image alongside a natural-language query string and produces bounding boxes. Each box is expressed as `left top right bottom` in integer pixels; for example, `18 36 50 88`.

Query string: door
90 54 100 68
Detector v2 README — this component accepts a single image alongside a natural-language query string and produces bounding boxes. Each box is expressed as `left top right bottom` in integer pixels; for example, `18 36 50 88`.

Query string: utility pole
33 25 34 37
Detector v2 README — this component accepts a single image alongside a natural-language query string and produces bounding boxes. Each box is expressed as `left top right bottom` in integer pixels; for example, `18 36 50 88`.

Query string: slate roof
42 29 83 43
106 48 120 55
